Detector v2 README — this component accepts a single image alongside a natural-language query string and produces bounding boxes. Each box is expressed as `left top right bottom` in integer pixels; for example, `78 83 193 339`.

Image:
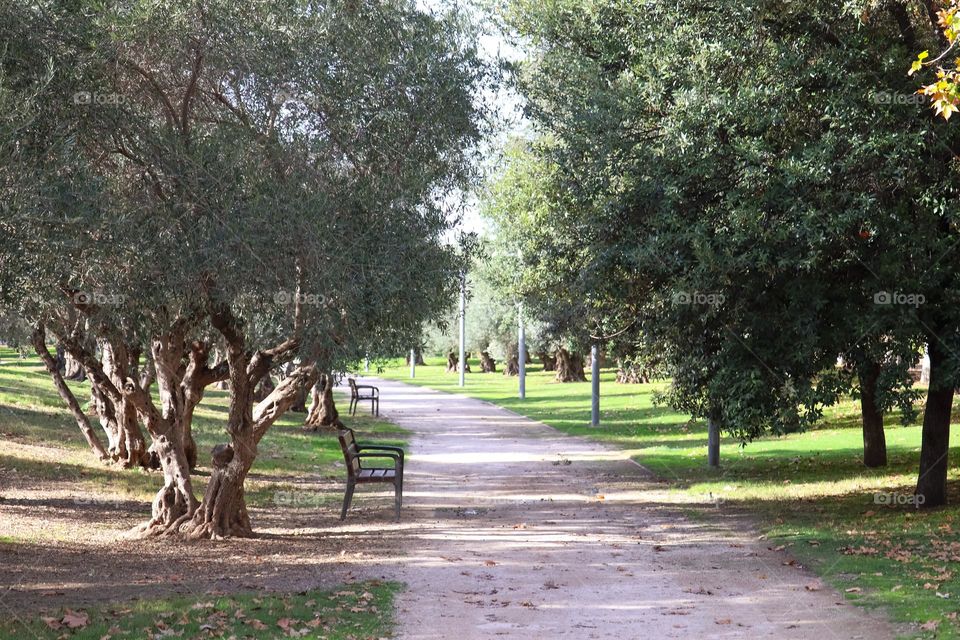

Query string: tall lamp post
515 248 526 400
518 302 526 400
458 271 466 388
590 343 600 426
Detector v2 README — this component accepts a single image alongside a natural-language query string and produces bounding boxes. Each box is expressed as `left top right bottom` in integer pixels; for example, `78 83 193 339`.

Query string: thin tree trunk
916 341 954 507
858 362 887 468
31 325 109 461
707 407 721 468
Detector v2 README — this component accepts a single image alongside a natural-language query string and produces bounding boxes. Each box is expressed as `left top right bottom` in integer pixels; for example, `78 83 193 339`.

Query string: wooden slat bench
337 427 404 521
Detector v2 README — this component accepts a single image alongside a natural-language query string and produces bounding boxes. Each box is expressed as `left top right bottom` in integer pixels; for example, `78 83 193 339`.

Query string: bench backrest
338 427 361 478
347 378 358 398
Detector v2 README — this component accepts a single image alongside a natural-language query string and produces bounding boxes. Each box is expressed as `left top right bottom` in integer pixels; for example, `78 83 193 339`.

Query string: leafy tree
480 141 595 381
0 0 487 536
498 0 960 495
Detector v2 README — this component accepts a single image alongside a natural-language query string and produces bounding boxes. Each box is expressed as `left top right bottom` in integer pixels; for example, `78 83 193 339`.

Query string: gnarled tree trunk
287 363 308 412
63 350 86 381
446 351 458 372
405 350 425 366
555 348 586 382
537 351 556 372
98 339 150 468
184 343 318 539
179 340 229 470
252 373 275 402
480 351 496 373
305 373 340 430
130 333 201 536
858 362 886 468
616 360 650 384
503 354 519 376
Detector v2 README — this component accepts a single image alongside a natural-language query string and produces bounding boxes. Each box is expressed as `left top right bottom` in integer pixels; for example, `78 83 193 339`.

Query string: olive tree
0 0 488 537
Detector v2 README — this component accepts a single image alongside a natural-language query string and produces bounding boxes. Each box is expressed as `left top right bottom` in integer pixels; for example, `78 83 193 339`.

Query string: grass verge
0 580 400 639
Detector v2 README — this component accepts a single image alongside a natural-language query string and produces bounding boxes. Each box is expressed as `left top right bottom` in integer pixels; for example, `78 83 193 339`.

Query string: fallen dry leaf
62 610 89 629
41 617 62 630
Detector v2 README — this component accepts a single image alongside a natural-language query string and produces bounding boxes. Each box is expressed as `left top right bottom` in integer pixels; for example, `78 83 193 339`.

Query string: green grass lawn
0 580 400 639
379 355 960 639
0 345 405 635
0 346 406 510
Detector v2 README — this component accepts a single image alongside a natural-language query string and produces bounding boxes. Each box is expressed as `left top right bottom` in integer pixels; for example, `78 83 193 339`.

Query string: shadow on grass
637 443 935 490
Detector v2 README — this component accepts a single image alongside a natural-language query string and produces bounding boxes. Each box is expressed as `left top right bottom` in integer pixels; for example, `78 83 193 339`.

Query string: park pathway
345 377 897 639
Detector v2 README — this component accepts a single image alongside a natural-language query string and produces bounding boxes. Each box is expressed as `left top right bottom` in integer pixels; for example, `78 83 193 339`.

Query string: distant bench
337 427 404 521
347 378 380 416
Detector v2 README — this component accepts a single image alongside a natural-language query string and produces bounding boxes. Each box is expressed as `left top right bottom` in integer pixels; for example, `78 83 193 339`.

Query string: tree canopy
485 0 960 502
0 0 490 537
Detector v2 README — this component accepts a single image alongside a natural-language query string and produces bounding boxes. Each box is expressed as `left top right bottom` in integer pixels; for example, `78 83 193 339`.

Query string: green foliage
491 0 960 442
0 0 490 368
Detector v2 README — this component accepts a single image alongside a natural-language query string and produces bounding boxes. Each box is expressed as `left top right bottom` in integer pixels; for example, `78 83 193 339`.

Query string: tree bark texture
555 348 586 383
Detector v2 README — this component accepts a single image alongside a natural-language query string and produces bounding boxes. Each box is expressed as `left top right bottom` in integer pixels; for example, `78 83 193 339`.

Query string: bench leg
370 398 377 416
340 481 356 521
394 478 402 521
350 398 357 416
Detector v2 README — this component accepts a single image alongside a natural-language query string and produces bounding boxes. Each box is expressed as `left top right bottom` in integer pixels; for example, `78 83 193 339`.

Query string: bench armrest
358 444 404 460
354 385 379 396
356 452 401 468
357 453 403 476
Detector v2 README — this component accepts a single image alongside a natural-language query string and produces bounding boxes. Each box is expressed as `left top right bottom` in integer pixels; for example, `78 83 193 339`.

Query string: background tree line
476 0 960 506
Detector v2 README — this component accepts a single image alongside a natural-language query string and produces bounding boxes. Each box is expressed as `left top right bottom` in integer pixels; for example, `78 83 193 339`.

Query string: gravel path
355 377 898 640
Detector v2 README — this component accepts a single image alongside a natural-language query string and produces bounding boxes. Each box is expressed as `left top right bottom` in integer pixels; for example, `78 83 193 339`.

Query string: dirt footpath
359 377 897 640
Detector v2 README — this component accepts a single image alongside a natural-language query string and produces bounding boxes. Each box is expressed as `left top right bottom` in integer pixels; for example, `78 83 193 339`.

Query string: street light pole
518 302 526 400
409 348 416 379
458 271 466 388
591 343 600 426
